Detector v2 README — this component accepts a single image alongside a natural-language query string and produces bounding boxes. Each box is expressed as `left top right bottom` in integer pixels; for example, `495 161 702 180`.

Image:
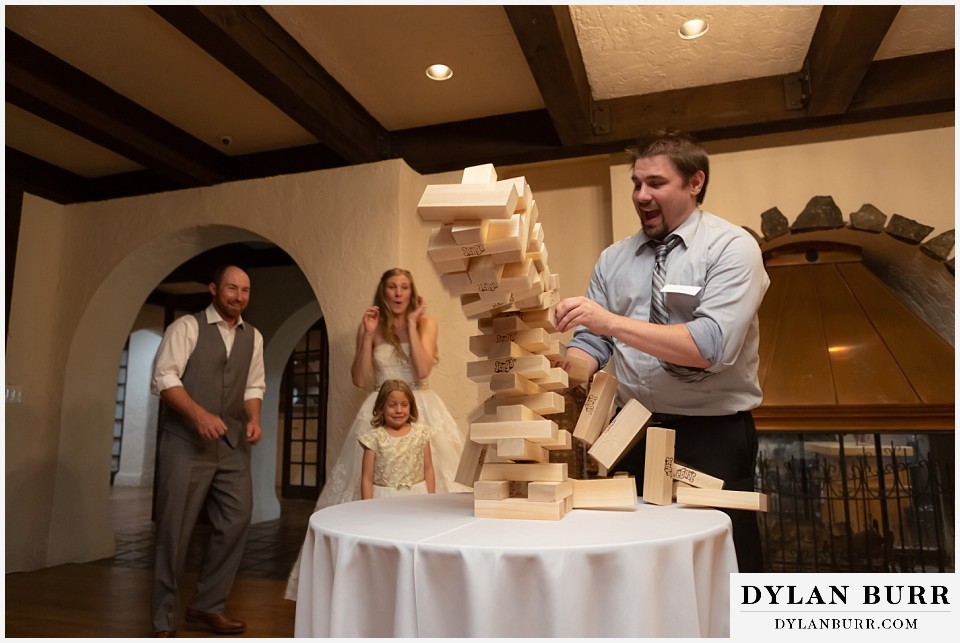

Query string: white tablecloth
293 491 737 637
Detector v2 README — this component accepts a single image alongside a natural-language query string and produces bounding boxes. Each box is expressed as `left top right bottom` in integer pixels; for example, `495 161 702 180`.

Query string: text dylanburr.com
731 573 957 638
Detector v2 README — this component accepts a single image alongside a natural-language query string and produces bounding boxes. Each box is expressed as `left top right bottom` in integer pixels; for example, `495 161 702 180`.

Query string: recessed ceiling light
425 64 453 81
678 19 709 40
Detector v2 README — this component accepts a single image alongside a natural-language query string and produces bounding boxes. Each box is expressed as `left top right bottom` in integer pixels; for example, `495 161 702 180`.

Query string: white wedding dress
285 342 468 599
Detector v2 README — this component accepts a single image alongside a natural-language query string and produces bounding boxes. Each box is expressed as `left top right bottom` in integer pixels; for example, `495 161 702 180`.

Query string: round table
293 491 737 637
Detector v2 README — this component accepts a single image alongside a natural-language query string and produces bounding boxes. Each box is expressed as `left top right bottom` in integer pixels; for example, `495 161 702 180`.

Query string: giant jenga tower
418 163 584 519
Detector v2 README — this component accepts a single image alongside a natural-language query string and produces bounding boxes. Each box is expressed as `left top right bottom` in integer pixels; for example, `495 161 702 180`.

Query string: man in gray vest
150 265 265 637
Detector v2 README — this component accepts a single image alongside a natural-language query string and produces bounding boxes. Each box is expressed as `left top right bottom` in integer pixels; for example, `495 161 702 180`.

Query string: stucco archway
49 224 312 565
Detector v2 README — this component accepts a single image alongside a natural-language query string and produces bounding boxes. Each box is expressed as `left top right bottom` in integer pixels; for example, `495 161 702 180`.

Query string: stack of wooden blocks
418 163 636 520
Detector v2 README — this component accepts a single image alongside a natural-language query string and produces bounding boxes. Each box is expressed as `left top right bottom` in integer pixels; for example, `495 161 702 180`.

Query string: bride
285 267 467 599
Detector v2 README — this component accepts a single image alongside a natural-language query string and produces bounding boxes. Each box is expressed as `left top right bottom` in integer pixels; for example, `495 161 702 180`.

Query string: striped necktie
648 235 712 382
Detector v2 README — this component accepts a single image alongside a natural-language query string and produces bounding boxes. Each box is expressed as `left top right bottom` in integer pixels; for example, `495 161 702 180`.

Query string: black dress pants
611 409 764 573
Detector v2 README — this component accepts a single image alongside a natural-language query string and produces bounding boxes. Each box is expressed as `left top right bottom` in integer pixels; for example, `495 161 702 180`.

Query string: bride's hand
408 296 426 326
362 306 380 336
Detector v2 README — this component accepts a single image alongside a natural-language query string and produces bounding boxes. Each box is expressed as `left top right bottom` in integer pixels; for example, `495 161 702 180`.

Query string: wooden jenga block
450 220 490 245
431 256 470 274
494 404 542 422
588 398 653 470
528 479 574 502
496 438 548 463
428 226 488 263
418 182 519 221
528 367 568 391
477 308 557 333
475 497 564 521
472 479 509 500
487 212 528 248
571 477 637 509
490 314 530 333
486 341 534 359
514 288 559 312
440 271 474 295
672 462 724 489
483 391 564 416
496 176 532 211
572 370 618 445
461 163 497 185
468 254 504 285
460 293 512 318
469 327 552 357
455 439 488 488
488 372 545 396
564 495 573 513
500 259 538 292
479 462 567 482
538 428 572 450
466 354 551 383
642 427 676 506
564 354 593 388
675 487 769 512
471 419 558 444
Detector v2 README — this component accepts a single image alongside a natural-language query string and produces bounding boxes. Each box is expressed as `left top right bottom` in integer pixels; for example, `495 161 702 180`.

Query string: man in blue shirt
556 128 769 572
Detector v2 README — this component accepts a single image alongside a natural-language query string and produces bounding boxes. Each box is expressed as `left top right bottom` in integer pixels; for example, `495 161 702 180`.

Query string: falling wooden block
475 497 565 521
564 354 593 388
461 163 498 185
471 419 558 444
571 477 637 509
528 479 574 502
455 439 488 488
572 369 618 446
484 391 565 416
473 479 509 500
676 487 769 512
418 182 519 221
467 354 552 383
496 438 548 463
479 462 567 482
672 462 724 489
642 427 676 506
588 398 652 470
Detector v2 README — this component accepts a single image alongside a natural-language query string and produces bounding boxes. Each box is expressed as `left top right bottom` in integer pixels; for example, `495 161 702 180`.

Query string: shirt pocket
663 284 702 320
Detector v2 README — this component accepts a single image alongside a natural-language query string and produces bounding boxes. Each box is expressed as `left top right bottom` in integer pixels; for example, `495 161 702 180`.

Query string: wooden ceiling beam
597 50 953 144
804 5 901 118
5 30 230 187
152 5 387 164
504 6 594 146
6 147 90 204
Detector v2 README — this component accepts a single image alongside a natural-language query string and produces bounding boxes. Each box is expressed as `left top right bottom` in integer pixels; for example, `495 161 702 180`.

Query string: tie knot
653 234 681 260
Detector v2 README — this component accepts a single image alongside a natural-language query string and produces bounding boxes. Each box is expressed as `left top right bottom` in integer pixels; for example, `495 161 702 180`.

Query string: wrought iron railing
757 432 954 573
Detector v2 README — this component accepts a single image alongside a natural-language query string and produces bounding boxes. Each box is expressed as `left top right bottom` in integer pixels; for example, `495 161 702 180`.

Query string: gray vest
161 311 256 448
